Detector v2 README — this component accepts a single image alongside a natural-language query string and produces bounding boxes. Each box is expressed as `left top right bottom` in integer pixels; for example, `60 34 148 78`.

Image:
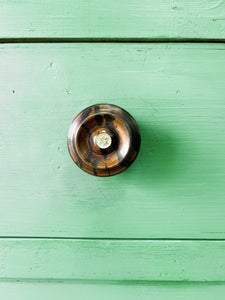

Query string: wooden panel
0 1 225 39
0 281 225 300
0 239 225 281
0 43 225 238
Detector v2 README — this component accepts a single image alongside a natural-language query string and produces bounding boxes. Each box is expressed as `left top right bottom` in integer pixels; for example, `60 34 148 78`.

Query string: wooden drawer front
0 0 225 39
1 43 225 239
1 281 225 300
0 239 225 281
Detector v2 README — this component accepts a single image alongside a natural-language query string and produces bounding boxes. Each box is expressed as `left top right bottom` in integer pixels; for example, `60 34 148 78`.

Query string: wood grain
0 281 225 300
0 239 225 281
0 43 225 238
67 104 141 176
0 0 225 39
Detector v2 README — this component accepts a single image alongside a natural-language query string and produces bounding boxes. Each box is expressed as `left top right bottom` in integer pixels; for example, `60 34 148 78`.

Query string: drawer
0 239 225 281
0 0 225 39
0 281 225 300
0 42 225 240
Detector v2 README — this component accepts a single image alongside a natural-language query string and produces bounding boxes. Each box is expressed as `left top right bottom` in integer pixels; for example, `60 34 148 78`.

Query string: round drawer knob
67 104 141 176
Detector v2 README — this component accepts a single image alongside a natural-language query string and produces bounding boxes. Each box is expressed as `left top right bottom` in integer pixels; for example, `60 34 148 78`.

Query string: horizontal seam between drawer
0 38 225 44
0 279 225 284
0 236 224 241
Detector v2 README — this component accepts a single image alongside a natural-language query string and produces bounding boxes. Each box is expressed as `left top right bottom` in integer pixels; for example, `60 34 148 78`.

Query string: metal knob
67 104 141 176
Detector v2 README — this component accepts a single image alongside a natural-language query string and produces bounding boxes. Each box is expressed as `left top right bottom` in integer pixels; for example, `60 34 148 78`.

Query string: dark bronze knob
67 104 141 176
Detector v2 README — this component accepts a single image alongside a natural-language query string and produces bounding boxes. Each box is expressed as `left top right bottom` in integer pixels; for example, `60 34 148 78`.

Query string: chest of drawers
1 1 225 299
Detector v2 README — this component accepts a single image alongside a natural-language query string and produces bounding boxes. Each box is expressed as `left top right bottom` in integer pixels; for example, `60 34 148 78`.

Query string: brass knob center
95 131 112 149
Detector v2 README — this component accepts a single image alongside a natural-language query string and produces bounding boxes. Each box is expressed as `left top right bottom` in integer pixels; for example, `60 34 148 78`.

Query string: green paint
0 43 225 239
1 281 225 300
0 0 225 292
0 239 225 281
0 0 225 39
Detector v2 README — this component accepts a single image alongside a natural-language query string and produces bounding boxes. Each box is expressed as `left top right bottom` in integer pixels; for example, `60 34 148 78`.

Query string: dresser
0 1 225 299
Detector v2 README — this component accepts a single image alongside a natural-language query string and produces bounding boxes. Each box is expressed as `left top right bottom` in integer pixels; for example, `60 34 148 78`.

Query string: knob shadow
118 123 189 187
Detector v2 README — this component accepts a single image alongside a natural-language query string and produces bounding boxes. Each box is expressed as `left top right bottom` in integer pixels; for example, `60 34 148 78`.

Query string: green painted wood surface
0 239 225 281
0 281 225 300
0 43 225 238
0 1 225 39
